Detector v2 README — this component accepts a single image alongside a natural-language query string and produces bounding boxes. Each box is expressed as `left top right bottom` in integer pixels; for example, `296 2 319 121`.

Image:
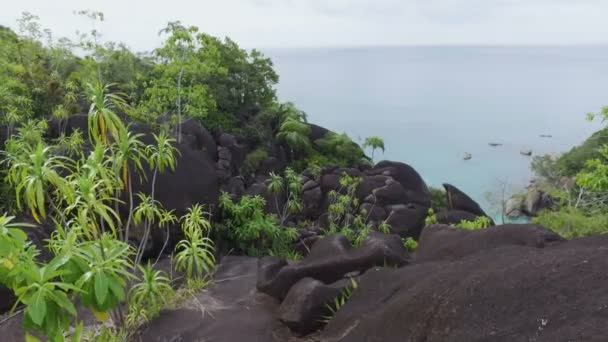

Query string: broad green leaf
70 322 84 342
28 289 47 326
107 278 126 302
94 271 109 306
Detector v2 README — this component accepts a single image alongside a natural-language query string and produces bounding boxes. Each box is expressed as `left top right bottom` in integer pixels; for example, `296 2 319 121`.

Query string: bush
555 127 608 177
314 132 366 168
403 237 418 251
242 148 269 174
428 187 448 212
218 192 299 259
424 208 438 226
533 207 608 239
531 154 561 183
457 216 492 230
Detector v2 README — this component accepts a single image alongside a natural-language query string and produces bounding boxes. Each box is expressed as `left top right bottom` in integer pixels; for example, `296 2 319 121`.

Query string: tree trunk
151 167 158 200
135 167 159 265
153 226 170 266
124 171 134 243
177 68 184 143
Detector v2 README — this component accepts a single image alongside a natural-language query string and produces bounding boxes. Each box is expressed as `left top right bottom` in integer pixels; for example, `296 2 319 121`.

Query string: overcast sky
2 0 608 51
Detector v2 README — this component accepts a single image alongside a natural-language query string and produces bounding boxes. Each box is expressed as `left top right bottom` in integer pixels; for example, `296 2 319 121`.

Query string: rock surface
278 277 349 335
258 232 409 300
415 224 563 263
443 183 493 223
137 256 300 342
321 233 608 342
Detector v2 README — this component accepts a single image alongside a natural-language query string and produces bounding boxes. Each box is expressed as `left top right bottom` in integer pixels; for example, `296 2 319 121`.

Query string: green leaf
70 322 84 342
94 271 109 306
107 277 126 302
28 289 47 326
46 290 77 316
25 332 41 342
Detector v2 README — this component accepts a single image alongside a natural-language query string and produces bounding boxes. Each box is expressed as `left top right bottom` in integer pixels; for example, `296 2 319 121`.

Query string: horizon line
256 43 608 50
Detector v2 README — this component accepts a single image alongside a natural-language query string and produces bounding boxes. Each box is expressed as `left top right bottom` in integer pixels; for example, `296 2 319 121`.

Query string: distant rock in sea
520 149 532 156
488 143 503 147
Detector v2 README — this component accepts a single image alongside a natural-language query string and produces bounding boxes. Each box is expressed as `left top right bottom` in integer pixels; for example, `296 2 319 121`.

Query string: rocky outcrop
138 224 608 342
443 183 488 218
435 209 479 226
506 186 554 219
278 277 351 335
415 224 563 263
321 230 608 342
257 232 409 300
368 161 431 207
440 183 495 226
296 161 432 240
135 256 295 342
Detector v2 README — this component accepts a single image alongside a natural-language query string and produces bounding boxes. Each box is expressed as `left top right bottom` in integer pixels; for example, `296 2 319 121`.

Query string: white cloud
0 0 606 50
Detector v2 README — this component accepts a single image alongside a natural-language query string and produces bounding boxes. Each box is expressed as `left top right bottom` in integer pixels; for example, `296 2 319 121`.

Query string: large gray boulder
321 233 608 342
257 232 409 300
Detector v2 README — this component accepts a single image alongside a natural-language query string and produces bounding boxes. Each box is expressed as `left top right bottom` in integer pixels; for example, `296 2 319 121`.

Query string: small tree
277 117 311 160
363 136 385 161
267 168 303 226
146 131 178 201
85 81 128 145
174 204 215 279
111 128 147 242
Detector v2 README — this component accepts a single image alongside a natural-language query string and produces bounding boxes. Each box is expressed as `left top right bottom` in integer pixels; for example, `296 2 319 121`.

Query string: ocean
265 46 608 217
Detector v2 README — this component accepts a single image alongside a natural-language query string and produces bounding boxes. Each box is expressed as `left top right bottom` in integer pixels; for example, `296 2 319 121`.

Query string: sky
1 0 608 51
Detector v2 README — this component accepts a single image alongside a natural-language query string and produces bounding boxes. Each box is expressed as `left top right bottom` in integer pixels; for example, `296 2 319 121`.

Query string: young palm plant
153 208 178 265
267 168 303 226
363 136 385 162
53 129 85 158
64 146 121 239
174 204 215 279
5 108 20 139
52 104 70 136
74 233 134 323
276 117 311 160
146 131 178 201
85 81 128 145
111 128 147 242
6 142 70 223
129 262 174 323
133 193 162 265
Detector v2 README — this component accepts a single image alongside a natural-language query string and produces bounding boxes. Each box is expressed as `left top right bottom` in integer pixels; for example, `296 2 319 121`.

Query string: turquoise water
266 46 608 215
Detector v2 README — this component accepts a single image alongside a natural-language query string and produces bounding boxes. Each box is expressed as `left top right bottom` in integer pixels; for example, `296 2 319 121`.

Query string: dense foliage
0 11 374 341
0 13 279 136
527 106 608 239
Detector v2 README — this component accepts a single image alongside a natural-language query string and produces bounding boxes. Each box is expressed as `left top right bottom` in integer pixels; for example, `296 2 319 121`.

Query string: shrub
322 278 358 323
555 127 608 177
218 193 298 258
128 262 174 323
267 168 303 226
428 187 448 212
533 207 608 239
531 154 561 183
403 237 418 251
326 173 368 245
315 132 365 167
174 204 216 279
424 208 438 226
457 216 492 230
